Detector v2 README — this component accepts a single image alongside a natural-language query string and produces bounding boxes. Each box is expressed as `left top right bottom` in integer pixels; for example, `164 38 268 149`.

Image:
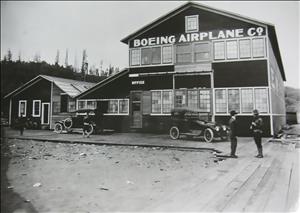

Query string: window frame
252 37 266 58
32 100 41 117
213 41 225 60
130 48 141 66
193 42 211 62
226 40 238 60
18 100 27 117
150 90 173 115
185 15 199 33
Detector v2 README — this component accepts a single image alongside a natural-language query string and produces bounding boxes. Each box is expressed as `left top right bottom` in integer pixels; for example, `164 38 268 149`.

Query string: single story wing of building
4 74 96 129
77 2 286 136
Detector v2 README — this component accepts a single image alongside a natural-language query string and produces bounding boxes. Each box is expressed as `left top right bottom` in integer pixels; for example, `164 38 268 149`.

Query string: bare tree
55 50 60 65
33 52 41 62
7 49 12 61
65 48 69 67
81 49 88 80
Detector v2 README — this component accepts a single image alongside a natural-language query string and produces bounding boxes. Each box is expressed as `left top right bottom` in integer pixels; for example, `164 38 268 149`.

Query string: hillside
285 86 300 113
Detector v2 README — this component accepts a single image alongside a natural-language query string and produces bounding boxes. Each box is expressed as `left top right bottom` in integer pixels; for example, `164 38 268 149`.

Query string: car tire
54 123 63 134
204 128 214 143
85 124 94 136
169 126 180 140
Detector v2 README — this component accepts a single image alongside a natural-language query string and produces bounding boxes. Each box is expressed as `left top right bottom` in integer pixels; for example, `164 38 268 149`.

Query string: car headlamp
215 126 220 131
222 125 227 131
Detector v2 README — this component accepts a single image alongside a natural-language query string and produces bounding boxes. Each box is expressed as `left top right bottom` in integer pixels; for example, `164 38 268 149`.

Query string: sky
1 1 299 88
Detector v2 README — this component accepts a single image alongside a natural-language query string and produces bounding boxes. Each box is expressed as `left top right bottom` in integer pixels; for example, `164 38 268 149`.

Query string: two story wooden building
77 2 286 136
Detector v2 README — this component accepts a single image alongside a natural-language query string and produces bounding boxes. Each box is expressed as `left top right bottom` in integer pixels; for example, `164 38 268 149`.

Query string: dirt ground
2 138 220 212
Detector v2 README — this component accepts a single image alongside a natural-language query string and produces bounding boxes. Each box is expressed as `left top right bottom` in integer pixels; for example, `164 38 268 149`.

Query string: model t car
54 109 96 135
169 108 229 142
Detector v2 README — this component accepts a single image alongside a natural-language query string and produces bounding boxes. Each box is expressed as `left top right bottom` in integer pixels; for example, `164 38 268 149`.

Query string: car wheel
86 124 94 136
204 128 214 143
64 118 73 129
169 126 180 140
54 123 63 134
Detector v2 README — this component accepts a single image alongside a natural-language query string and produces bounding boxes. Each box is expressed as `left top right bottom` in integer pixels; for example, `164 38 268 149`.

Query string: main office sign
132 27 265 47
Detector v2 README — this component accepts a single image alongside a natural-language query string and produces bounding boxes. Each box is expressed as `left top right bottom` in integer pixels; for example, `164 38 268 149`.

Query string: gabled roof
4 75 96 99
121 1 285 81
76 68 129 99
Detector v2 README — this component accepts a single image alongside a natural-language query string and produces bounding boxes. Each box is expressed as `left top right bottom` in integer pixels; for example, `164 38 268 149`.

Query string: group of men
229 109 264 158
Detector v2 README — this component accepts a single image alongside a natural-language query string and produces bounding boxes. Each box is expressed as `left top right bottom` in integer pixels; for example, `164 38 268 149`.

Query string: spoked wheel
54 123 63 134
85 124 94 136
204 128 214 143
169 126 180 140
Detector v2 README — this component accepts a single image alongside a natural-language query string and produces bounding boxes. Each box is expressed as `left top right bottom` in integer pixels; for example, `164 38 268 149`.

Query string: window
241 89 253 113
162 46 172 64
175 90 187 107
32 100 41 117
185 15 199 32
78 100 86 110
141 48 151 65
87 100 96 109
68 100 76 112
228 89 240 113
226 40 238 59
187 90 198 108
18 100 27 117
254 88 268 113
152 47 161 64
213 41 225 60
141 47 161 65
53 102 60 113
239 39 251 58
215 89 227 113
176 44 192 64
199 90 211 112
119 100 129 114
130 49 140 66
60 94 68 112
162 91 173 113
108 100 118 114
151 91 162 113
194 43 210 62
252 38 265 58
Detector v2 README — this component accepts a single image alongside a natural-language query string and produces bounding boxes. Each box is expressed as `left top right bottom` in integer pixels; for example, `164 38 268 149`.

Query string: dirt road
4 139 218 212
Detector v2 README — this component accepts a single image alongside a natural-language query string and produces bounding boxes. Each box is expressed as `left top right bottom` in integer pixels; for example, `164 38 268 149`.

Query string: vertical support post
173 74 175 108
50 82 53 129
211 70 215 122
9 98 12 125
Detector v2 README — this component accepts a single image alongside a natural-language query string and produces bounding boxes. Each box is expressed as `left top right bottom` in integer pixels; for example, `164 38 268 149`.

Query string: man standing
18 113 27 136
250 109 264 158
229 110 238 158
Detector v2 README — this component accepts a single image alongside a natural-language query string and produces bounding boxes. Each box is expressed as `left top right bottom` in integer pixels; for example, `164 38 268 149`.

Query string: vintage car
54 109 96 135
169 108 229 142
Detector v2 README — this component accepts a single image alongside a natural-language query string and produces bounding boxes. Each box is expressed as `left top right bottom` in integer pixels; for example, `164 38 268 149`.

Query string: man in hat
229 110 238 158
250 109 263 158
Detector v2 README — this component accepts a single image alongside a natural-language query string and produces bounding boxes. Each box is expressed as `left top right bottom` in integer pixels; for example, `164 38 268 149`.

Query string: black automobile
54 109 96 135
169 108 229 142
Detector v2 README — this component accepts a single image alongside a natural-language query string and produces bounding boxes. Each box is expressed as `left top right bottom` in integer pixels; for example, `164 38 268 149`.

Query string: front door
131 91 142 128
41 103 50 124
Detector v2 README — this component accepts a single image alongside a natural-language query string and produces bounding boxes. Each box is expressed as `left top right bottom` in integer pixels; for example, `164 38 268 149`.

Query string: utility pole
65 48 69 67
81 49 88 81
55 50 60 65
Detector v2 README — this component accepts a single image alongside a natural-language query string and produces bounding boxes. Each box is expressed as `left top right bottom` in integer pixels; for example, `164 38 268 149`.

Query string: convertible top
70 109 95 114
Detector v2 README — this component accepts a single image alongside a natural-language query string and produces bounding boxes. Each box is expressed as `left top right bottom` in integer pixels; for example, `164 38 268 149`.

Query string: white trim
18 100 27 117
32 100 41 117
9 99 12 125
41 103 50 124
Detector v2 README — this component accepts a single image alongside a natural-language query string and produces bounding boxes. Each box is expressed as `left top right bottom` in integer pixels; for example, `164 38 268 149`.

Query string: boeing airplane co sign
133 27 265 47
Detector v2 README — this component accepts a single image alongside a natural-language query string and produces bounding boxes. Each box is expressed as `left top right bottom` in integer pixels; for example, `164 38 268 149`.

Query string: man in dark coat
82 112 92 138
250 109 264 158
18 113 27 136
229 110 238 158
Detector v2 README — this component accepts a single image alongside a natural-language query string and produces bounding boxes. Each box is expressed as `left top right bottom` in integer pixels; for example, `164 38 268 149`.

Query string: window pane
162 91 173 113
241 89 253 113
176 44 192 63
119 100 129 114
187 90 198 109
186 16 198 32
255 88 268 113
151 91 161 113
194 43 210 62
68 100 76 112
19 102 26 115
214 41 225 60
175 90 186 107
108 100 118 113
239 39 251 58
152 47 161 64
215 89 227 113
141 48 152 65
199 90 211 112
87 101 96 109
252 38 265 57
228 89 240 113
130 49 140 66
162 46 172 64
78 101 86 110
33 101 40 116
226 40 238 59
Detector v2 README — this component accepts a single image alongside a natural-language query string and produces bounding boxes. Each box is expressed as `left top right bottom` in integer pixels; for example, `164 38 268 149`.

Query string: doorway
41 103 50 124
130 91 142 128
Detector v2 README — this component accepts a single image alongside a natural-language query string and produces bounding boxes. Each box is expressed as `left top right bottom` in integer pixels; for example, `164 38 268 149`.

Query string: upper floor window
141 47 161 65
185 15 199 32
130 49 140 66
194 43 210 62
176 44 192 64
162 46 173 64
252 38 265 58
213 41 225 60
239 39 251 58
226 40 238 59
